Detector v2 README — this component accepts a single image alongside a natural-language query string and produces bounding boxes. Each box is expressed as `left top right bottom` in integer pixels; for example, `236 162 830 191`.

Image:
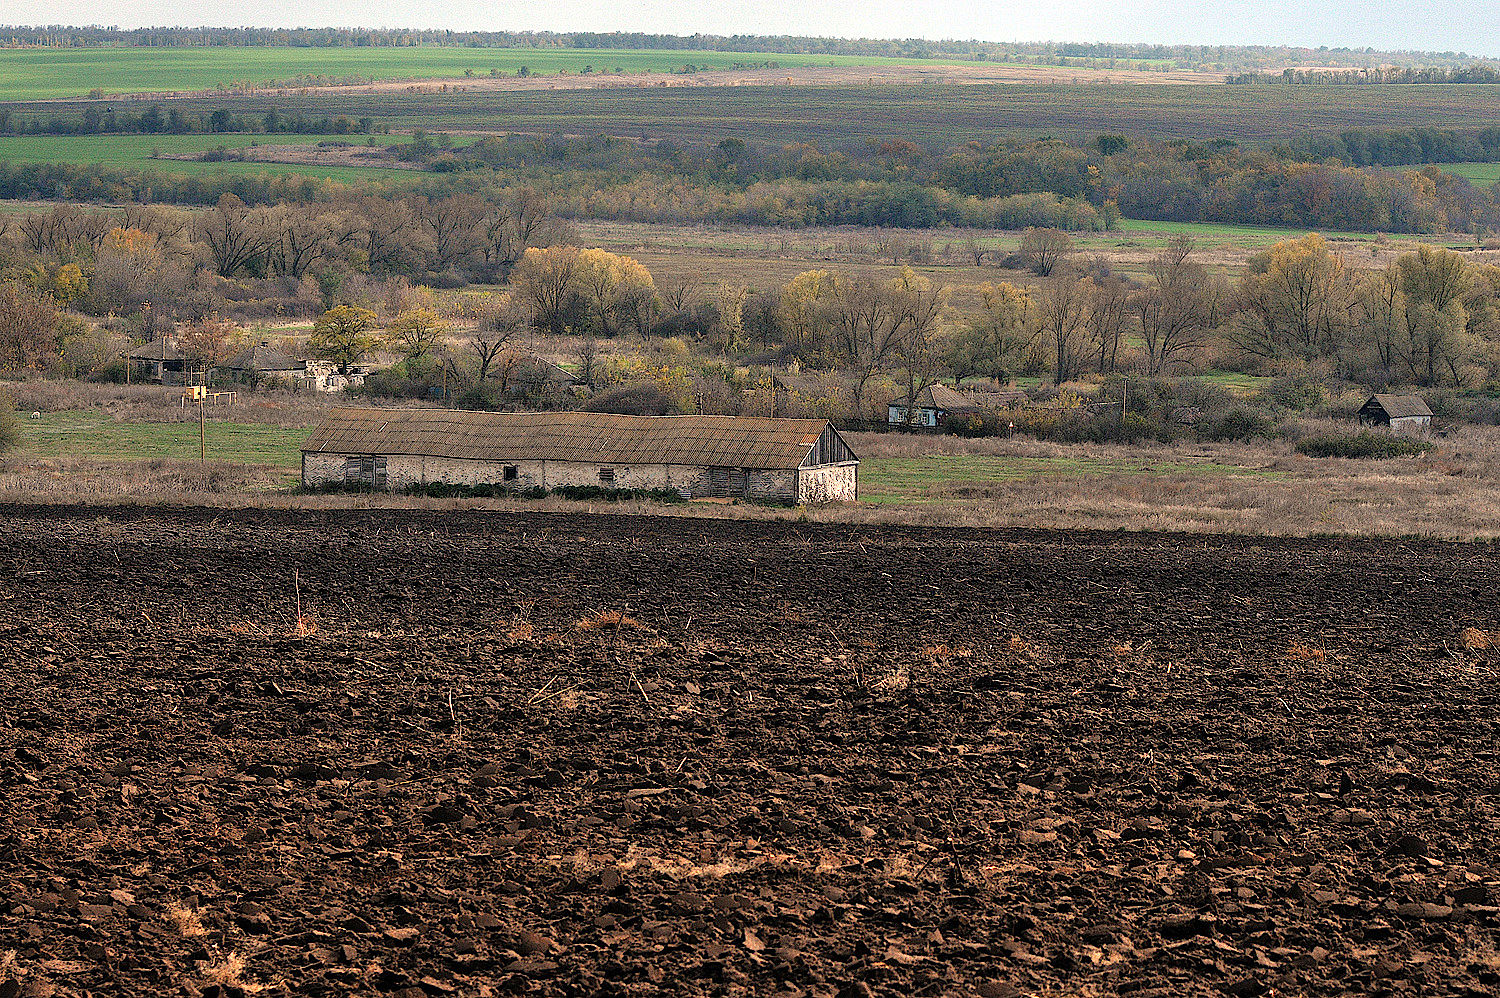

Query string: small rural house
217 343 307 384
128 339 189 384
1358 394 1432 434
888 384 1028 427
301 408 859 502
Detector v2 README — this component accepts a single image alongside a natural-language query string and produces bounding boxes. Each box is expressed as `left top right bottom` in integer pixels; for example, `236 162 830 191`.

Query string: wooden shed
1358 394 1432 435
128 339 188 385
301 408 859 502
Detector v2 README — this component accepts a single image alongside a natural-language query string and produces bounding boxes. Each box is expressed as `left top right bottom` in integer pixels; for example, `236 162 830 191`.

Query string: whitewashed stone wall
304 451 856 503
798 462 858 503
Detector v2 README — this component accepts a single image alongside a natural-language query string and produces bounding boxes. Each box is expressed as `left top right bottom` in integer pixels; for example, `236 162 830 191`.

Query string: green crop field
1438 162 1500 187
0 133 416 183
0 47 952 101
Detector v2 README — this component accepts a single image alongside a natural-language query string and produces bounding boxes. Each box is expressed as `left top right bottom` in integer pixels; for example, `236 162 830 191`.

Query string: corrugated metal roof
302 408 849 469
1367 394 1433 419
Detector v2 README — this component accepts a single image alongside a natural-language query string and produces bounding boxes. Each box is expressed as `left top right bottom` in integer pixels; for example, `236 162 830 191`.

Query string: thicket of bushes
1294 432 1433 459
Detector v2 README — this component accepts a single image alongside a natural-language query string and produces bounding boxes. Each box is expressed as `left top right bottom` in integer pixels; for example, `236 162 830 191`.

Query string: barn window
598 468 616 484
503 465 518 481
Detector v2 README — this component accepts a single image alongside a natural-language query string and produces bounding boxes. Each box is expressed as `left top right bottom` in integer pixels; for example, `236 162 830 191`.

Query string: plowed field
3 505 1500 998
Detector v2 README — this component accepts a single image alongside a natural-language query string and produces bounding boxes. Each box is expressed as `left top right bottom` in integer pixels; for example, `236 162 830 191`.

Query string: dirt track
3 505 1500 997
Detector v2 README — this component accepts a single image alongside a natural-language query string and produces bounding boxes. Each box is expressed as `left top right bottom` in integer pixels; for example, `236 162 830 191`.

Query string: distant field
26 82 1496 147
1440 162 1500 187
0 133 414 182
0 47 953 101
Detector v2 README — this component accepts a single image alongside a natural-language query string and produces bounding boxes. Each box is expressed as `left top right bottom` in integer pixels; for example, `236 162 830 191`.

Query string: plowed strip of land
2 505 1499 997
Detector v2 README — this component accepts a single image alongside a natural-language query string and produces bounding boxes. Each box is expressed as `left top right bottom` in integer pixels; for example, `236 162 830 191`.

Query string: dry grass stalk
870 661 910 692
165 903 206 938
1286 640 1327 663
575 610 644 632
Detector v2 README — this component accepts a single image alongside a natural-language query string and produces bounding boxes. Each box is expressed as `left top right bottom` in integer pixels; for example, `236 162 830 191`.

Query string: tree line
7 27 1487 73
5 126 1500 234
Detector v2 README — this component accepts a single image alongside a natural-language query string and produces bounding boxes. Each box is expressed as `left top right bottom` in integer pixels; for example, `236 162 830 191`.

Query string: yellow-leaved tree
1232 234 1355 365
575 248 655 337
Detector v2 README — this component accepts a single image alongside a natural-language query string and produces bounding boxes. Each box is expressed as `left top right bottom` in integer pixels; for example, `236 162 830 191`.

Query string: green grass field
21 410 307 468
855 454 1281 504
1438 162 1500 187
1114 218 1376 242
0 133 415 183
0 47 950 101
18 410 1283 506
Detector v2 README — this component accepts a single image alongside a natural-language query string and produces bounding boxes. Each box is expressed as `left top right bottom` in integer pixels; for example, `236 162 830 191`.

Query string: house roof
901 384 1028 411
128 339 182 361
1366 394 1433 419
302 408 853 469
222 344 304 372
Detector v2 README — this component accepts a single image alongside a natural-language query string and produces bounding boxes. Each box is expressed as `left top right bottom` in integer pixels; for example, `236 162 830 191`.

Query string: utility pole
198 398 206 465
1121 377 1128 423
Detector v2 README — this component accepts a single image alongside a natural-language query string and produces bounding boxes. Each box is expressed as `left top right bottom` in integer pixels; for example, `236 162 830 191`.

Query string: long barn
301 408 859 502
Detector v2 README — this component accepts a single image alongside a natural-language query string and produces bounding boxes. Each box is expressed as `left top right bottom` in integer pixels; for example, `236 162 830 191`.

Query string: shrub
1202 406 1277 441
1294 432 1432 459
1266 375 1328 412
583 383 677 416
0 390 19 453
551 484 687 503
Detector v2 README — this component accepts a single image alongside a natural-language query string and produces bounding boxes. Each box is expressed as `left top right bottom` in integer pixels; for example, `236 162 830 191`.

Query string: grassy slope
22 410 307 468
0 47 951 101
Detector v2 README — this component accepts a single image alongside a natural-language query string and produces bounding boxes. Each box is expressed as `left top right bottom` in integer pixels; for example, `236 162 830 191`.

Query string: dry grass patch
574 610 646 632
1286 640 1327 663
1460 627 1500 650
165 903 206 938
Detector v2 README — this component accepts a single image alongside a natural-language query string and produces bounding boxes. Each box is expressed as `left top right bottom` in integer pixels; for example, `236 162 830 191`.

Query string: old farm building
301 408 859 502
1358 394 1433 434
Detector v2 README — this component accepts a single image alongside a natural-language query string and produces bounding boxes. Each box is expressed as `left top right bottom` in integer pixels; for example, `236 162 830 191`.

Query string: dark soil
3 505 1500 998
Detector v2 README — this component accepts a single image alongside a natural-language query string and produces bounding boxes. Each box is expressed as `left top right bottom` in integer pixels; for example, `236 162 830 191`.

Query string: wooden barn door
728 469 748 497
708 467 730 498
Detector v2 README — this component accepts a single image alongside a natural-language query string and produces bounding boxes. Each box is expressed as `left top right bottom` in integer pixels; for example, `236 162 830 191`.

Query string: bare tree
576 337 600 390
1135 236 1211 375
962 235 987 267
421 194 484 269
822 276 900 422
1019 228 1075 277
889 269 949 427
1087 270 1131 374
1036 270 1094 385
468 295 529 381
198 194 270 278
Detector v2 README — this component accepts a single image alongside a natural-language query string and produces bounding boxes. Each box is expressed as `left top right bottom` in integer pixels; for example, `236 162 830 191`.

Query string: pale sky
10 1 1500 59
